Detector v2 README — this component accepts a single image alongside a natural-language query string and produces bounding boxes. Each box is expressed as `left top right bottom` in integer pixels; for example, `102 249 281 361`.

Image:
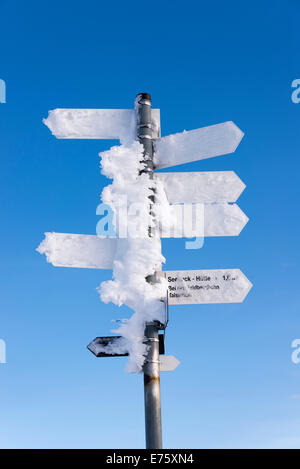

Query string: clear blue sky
0 0 299 449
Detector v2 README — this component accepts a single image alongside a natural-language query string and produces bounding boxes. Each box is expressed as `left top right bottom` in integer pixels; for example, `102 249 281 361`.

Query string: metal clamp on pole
135 92 163 450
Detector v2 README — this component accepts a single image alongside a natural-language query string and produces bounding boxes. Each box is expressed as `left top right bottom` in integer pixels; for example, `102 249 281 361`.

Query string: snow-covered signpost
135 93 163 449
37 93 251 449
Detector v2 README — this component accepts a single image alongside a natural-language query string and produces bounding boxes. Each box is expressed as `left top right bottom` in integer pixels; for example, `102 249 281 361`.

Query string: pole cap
136 92 151 102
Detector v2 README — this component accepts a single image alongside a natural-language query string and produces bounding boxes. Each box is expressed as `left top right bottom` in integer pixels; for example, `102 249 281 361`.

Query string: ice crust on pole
98 140 167 373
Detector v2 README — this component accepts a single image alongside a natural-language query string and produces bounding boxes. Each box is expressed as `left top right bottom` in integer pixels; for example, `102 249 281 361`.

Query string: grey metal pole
143 324 162 449
135 92 163 449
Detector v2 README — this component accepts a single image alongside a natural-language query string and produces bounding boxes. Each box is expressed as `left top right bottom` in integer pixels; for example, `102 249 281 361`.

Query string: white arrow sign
43 109 161 140
162 269 252 304
37 232 117 269
156 171 245 204
159 203 248 238
154 121 244 169
159 355 180 372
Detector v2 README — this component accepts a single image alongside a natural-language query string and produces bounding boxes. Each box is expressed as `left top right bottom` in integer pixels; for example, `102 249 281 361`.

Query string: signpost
38 92 251 449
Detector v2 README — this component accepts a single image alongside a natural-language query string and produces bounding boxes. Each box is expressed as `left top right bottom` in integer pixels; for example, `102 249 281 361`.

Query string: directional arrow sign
159 203 248 238
154 121 244 169
87 336 129 357
162 269 252 304
160 355 180 372
88 335 166 357
37 232 117 269
155 171 245 204
43 109 161 140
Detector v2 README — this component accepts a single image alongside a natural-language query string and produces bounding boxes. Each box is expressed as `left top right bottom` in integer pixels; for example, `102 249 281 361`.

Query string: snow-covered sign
156 171 245 204
162 269 252 304
154 121 243 169
159 355 180 372
43 109 161 140
37 232 117 269
88 335 166 358
87 336 129 357
159 203 248 238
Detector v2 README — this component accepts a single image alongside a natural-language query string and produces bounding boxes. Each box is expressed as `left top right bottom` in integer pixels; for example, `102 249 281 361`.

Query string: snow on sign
155 171 245 204
43 109 161 140
37 232 117 269
161 269 252 305
154 121 243 169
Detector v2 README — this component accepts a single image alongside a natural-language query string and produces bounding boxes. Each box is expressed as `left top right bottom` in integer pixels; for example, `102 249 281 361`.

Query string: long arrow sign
43 109 161 140
161 269 252 304
154 121 244 169
156 171 245 204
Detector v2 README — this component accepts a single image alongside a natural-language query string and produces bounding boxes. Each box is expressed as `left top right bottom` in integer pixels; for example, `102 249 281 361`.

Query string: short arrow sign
88 335 166 357
87 336 129 357
160 355 180 372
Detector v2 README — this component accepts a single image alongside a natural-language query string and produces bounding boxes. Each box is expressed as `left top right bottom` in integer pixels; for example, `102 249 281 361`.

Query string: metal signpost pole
135 92 163 449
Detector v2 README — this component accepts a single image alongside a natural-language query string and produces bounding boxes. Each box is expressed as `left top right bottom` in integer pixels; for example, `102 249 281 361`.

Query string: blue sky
0 0 300 449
